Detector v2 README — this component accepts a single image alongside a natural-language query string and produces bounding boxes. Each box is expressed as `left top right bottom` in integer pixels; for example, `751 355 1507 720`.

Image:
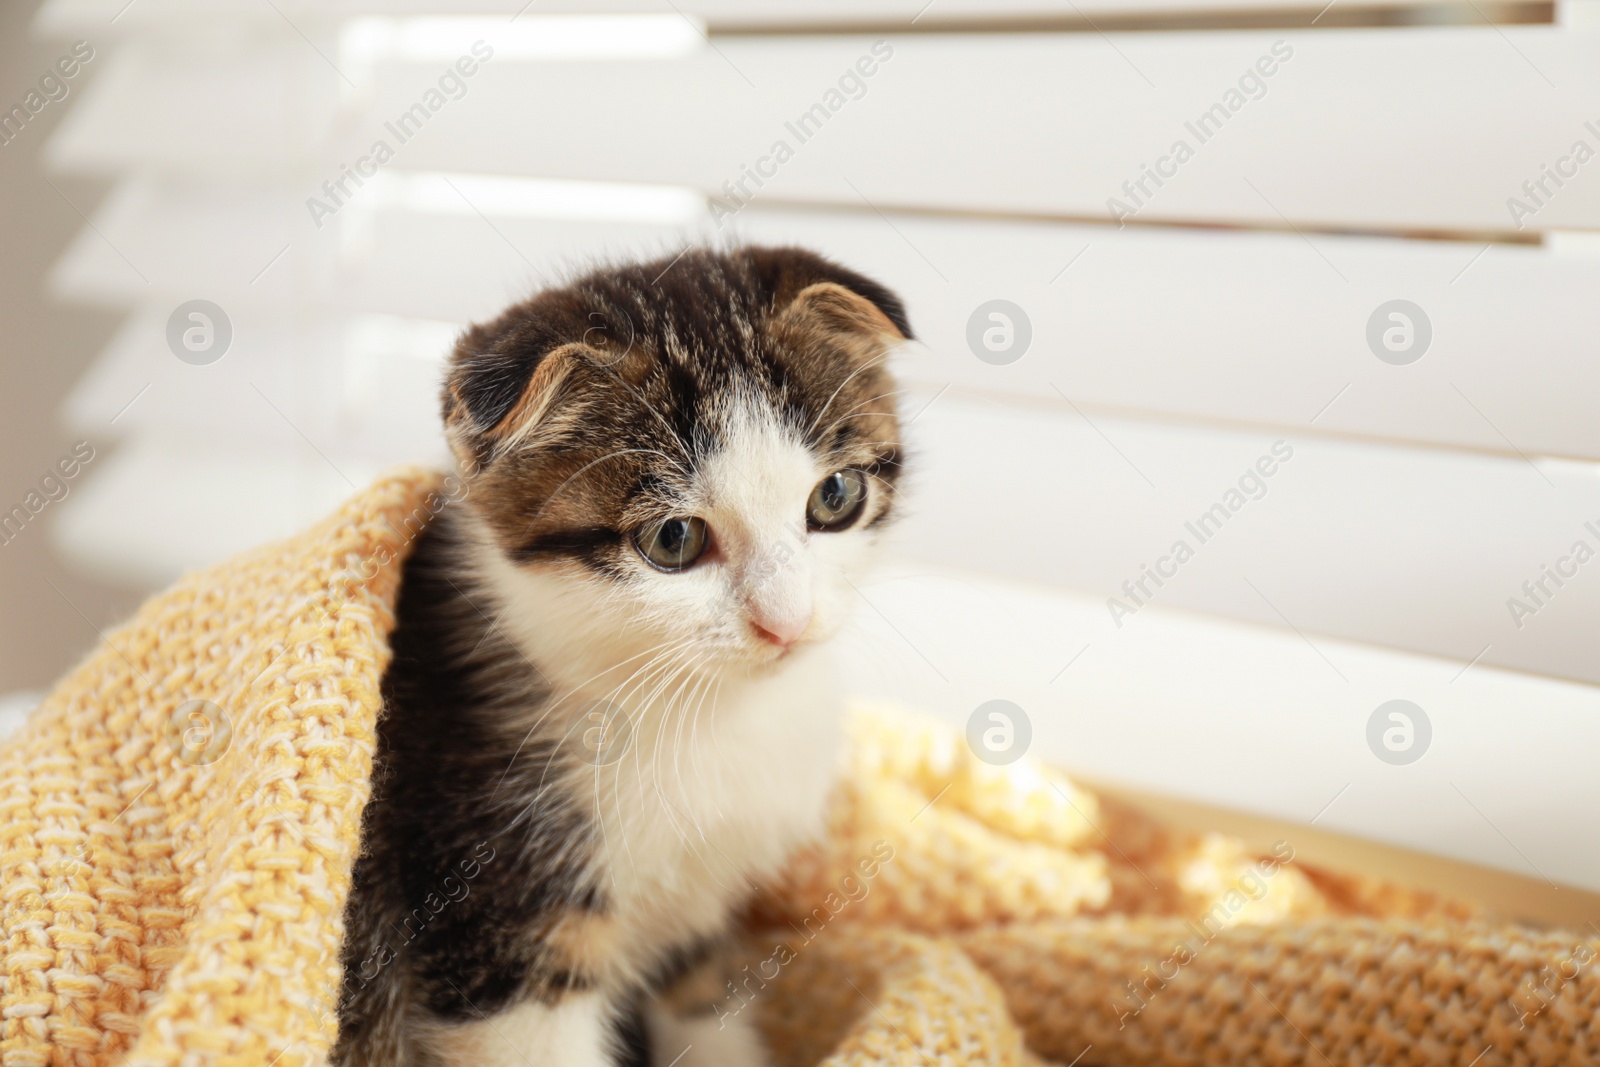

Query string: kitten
333 247 912 1067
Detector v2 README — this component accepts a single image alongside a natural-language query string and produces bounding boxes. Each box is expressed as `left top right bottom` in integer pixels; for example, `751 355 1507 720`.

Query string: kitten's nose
750 607 811 648
745 546 812 649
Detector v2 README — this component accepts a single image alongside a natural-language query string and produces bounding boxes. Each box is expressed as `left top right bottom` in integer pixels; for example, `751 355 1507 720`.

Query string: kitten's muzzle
749 605 811 649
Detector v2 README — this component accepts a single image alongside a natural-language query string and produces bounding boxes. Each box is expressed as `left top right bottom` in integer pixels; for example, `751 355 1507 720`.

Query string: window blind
33 0 1600 891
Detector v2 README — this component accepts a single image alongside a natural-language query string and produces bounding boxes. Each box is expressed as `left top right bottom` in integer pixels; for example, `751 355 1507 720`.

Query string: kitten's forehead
694 394 819 519
534 287 900 491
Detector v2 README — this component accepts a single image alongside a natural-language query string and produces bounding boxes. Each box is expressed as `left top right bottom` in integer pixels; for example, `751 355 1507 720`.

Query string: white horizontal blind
35 0 1600 890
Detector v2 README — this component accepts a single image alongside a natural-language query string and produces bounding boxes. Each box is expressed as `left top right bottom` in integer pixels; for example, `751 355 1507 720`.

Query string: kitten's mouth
754 636 813 669
749 629 806 665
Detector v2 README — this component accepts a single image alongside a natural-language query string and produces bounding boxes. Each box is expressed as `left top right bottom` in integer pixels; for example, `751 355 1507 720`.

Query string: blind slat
51 179 1600 460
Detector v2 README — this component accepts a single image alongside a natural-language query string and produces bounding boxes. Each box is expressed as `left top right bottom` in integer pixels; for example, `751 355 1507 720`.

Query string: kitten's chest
585 663 843 968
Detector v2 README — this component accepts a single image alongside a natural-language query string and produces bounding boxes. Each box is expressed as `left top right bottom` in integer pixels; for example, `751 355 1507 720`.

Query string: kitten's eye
635 517 708 571
807 470 868 531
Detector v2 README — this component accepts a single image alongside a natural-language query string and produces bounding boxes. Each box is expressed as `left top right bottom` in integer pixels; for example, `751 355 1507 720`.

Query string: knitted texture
746 711 1600 1067
0 470 429 1067
1 470 1595 1066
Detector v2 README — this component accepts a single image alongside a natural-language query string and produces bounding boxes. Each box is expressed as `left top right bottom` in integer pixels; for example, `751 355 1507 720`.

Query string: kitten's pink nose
750 608 810 649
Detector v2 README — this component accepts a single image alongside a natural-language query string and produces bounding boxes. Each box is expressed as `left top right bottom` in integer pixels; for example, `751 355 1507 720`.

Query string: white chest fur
580 647 843 970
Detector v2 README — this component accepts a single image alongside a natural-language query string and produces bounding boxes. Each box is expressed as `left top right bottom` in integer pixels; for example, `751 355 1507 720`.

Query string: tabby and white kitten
334 247 912 1067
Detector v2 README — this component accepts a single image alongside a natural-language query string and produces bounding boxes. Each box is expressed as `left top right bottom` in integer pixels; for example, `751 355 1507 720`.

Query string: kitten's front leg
647 1002 773 1067
426 992 643 1067
646 952 773 1067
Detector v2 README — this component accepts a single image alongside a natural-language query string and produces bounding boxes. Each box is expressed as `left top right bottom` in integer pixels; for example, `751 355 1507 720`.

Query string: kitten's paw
647 1004 772 1067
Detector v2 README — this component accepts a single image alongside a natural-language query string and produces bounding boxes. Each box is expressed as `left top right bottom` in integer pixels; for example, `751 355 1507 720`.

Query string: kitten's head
443 246 911 685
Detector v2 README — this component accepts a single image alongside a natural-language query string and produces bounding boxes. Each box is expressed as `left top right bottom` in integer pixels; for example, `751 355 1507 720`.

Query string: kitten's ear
778 282 911 351
743 246 914 343
442 325 596 469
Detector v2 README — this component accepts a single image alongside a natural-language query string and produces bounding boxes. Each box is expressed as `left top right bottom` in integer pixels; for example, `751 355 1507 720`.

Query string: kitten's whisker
647 686 751 901
804 351 893 440
810 387 912 448
618 640 703 827
590 639 703 883
639 675 702 855
611 641 698 728
656 687 764 904
646 649 707 786
647 650 703 797
663 654 728 846
504 638 673 797
524 636 693 800
682 663 729 836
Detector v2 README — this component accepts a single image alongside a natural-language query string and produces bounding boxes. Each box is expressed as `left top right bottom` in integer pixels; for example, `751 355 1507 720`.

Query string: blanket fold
2 470 1594 1067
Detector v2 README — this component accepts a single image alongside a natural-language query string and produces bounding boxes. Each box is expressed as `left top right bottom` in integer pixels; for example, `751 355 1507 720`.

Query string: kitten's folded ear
741 246 914 344
442 325 599 470
778 282 911 351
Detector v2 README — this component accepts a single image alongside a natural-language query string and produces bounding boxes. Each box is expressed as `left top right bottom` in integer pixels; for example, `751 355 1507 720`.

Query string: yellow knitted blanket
3 470 1595 1067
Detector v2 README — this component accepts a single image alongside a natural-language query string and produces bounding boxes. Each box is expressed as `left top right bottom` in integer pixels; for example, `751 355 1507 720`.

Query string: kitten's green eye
807 470 868 531
635 517 708 571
